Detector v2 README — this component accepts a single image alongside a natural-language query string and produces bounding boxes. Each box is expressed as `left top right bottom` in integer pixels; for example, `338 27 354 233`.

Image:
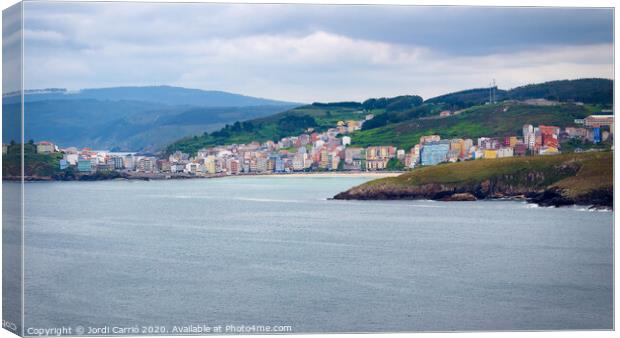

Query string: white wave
408 204 443 208
234 197 303 203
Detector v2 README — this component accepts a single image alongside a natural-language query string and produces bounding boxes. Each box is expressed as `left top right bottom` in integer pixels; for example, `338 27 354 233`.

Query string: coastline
6 171 612 210
4 171 404 182
220 171 404 179
333 186 614 210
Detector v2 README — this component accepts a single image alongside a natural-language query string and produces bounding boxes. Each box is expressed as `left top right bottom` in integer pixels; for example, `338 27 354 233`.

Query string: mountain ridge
2 86 302 151
5 85 301 107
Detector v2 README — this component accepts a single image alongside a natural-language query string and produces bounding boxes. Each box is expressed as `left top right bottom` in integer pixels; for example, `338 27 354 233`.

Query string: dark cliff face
335 167 568 199
332 180 532 201
333 160 612 208
527 186 613 208
333 180 612 207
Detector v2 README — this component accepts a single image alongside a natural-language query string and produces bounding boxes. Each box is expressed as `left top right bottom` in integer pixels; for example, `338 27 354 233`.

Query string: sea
6 176 614 333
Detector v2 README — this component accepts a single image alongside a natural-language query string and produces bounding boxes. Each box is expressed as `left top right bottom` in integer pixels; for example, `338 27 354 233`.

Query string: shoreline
328 195 613 211
219 171 404 179
4 171 405 182
6 172 611 210
332 191 614 210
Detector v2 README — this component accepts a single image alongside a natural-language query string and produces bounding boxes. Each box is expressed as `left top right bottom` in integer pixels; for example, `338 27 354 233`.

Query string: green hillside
166 94 431 155
2 143 125 180
424 87 508 110
166 104 371 155
166 78 613 155
334 151 613 207
350 101 597 150
2 142 62 178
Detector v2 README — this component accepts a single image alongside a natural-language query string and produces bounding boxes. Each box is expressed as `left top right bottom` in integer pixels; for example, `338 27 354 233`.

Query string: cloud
24 29 67 43
20 2 614 102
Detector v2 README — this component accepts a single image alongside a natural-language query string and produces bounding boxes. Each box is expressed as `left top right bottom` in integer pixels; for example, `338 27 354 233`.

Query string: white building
292 154 305 171
63 153 79 165
522 124 535 149
36 141 55 154
341 136 351 146
497 147 514 158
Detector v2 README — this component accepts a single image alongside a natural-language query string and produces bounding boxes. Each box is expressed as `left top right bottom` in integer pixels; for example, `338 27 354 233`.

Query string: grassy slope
350 102 593 150
167 105 376 155
343 151 612 205
369 151 609 186
552 153 613 198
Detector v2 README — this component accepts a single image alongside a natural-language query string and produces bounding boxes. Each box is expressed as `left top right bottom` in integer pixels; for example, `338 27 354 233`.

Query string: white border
0 1 616 338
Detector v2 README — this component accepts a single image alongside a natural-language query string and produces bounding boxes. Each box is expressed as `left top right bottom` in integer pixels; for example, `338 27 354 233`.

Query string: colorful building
77 159 92 172
420 141 450 166
584 115 614 129
539 125 560 149
483 149 497 159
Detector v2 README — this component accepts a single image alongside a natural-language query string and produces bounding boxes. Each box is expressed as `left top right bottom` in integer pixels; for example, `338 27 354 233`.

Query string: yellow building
483 149 498 159
331 155 340 171
347 120 360 133
204 156 217 174
319 149 329 168
379 146 389 158
539 146 560 155
509 136 518 148
450 139 465 157
366 147 378 160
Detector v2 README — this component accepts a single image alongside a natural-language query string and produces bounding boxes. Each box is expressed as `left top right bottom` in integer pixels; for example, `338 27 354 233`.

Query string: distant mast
488 79 497 104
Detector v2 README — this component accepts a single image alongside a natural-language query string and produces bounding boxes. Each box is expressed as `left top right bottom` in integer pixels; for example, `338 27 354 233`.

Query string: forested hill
425 78 612 110
507 79 613 104
166 95 425 155
166 78 613 155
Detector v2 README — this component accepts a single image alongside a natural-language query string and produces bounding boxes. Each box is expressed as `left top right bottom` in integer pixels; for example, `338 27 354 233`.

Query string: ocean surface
17 177 613 333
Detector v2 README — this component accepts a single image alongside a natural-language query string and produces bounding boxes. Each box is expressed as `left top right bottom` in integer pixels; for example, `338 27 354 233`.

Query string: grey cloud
19 2 614 101
24 3 613 53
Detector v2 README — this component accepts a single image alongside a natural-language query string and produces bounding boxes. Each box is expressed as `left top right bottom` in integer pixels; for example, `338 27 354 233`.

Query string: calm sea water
18 177 613 333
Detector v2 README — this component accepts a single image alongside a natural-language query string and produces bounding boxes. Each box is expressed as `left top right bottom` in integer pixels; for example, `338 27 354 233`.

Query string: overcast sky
18 2 614 102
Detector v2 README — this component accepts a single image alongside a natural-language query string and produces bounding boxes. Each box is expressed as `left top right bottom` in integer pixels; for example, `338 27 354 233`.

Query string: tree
337 159 345 171
231 121 242 132
386 158 405 171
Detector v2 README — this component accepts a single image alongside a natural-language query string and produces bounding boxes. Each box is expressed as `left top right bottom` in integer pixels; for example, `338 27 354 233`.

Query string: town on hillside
3 113 613 179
